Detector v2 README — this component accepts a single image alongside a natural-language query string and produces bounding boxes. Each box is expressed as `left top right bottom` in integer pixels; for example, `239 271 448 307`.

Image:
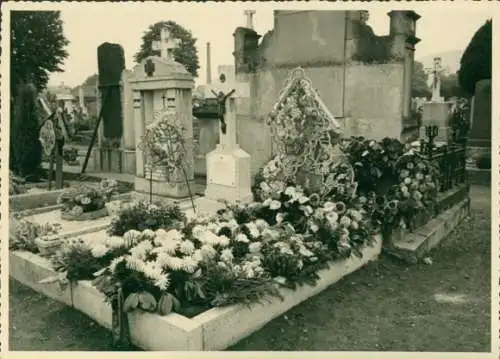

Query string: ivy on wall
351 21 393 64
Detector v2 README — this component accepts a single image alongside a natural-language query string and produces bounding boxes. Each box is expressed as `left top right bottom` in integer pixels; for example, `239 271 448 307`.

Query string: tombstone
420 57 453 142
467 79 491 163
195 80 253 214
130 28 195 199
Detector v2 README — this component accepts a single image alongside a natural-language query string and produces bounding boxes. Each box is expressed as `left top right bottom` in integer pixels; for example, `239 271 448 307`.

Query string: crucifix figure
152 28 181 60
244 10 256 29
425 57 444 101
211 89 236 135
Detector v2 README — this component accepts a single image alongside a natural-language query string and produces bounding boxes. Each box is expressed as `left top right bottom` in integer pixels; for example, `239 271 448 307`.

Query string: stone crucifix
211 89 236 137
152 28 181 60
425 57 445 101
244 10 256 29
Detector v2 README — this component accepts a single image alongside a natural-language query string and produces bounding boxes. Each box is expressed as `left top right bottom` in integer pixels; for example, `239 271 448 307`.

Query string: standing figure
211 89 236 135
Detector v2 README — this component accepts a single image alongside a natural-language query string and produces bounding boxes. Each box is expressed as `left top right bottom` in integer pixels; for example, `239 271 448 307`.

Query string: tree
83 73 98 87
10 11 69 95
458 19 492 95
134 21 200 77
440 73 467 99
412 61 431 98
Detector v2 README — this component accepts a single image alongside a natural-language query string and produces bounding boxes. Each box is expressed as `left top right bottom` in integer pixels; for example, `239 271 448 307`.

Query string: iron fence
419 124 468 193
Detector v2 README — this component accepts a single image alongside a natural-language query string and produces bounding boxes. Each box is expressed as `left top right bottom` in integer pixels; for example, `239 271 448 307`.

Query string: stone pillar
133 90 144 177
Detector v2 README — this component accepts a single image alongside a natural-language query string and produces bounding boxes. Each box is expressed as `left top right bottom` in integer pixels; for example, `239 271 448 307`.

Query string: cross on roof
244 10 256 29
152 28 181 60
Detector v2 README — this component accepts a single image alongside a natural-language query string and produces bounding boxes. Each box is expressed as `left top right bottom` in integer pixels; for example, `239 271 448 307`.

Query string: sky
36 3 491 88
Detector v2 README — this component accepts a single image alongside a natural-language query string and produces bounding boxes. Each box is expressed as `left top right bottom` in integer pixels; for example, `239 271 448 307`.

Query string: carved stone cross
244 10 256 29
152 28 181 60
425 57 445 101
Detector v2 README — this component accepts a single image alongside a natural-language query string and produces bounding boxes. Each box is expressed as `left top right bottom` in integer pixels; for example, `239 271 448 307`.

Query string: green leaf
123 293 139 312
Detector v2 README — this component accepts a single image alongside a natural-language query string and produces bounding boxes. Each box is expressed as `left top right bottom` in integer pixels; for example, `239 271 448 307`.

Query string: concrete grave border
9 235 382 351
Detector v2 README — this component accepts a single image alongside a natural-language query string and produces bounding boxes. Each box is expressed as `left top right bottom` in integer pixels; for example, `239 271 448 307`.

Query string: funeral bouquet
58 184 107 215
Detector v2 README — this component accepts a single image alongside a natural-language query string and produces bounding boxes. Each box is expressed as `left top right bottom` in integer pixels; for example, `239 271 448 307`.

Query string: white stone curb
10 235 382 351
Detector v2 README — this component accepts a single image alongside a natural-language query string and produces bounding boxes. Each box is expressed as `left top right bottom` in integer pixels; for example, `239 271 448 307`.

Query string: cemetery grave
9 11 475 351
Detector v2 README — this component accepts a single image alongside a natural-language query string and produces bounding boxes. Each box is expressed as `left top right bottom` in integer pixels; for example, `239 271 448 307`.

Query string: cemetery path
9 186 491 352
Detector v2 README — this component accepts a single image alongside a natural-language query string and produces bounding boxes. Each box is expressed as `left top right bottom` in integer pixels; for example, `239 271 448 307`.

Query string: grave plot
10 57 471 351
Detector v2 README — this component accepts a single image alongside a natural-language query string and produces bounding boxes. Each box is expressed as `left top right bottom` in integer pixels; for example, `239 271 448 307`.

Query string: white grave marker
195 81 253 213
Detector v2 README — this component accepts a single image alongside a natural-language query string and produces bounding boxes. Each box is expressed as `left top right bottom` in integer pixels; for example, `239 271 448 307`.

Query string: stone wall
342 62 405 140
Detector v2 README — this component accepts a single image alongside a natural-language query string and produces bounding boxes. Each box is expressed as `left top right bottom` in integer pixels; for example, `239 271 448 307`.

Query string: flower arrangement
58 184 107 219
107 200 186 236
50 235 129 281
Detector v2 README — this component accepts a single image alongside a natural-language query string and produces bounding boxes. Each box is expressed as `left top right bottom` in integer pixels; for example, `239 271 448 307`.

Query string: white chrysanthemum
249 242 262 254
227 219 239 232
182 256 198 274
106 236 125 249
200 244 217 260
192 249 204 263
166 229 183 242
155 228 169 240
130 240 153 260
262 198 272 207
161 239 180 255
260 182 271 193
142 229 156 239
154 274 170 291
254 219 269 231
123 229 142 246
109 257 124 273
125 256 145 272
220 248 234 262
91 243 109 258
207 222 220 234
236 233 250 243
216 235 230 248
246 223 260 238
165 256 184 271
179 240 195 255
191 225 207 241
269 200 282 210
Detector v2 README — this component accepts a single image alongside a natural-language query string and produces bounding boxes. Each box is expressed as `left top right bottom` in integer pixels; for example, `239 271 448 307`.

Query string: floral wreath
265 67 354 196
138 110 187 175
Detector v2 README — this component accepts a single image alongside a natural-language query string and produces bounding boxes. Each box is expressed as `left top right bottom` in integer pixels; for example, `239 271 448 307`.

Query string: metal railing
419 124 468 193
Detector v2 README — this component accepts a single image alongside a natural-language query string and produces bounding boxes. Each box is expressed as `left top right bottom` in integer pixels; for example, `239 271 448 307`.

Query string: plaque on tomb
208 154 236 187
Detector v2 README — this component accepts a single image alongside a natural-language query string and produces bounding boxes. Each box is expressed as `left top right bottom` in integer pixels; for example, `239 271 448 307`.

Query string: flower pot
61 207 109 221
35 236 63 256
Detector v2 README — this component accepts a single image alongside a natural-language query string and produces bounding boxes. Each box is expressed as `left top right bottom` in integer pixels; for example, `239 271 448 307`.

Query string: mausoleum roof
131 55 191 81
